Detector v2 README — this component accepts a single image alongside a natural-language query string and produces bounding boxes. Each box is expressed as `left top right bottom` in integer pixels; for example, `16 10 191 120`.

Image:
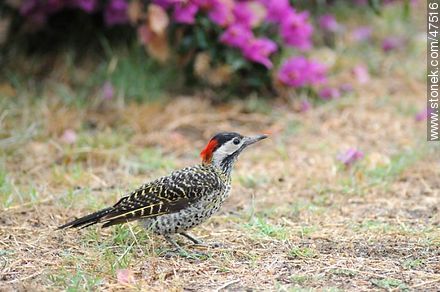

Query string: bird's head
200 132 268 173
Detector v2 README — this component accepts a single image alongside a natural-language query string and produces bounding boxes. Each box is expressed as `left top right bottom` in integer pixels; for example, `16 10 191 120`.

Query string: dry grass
1 5 439 291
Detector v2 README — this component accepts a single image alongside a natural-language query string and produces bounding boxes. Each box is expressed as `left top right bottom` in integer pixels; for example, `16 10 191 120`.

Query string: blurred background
1 0 438 291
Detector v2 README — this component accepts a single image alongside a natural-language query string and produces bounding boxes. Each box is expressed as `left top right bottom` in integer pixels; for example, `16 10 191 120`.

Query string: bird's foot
162 235 210 258
162 248 209 259
193 242 225 249
179 232 225 248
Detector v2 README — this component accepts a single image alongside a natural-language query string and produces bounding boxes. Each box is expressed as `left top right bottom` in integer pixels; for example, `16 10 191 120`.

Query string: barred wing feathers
58 165 222 229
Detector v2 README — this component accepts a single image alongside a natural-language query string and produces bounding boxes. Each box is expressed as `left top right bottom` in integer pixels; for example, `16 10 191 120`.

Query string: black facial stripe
212 132 243 147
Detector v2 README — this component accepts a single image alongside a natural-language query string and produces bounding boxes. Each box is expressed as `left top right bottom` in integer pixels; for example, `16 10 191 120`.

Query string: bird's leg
180 232 223 248
164 235 186 253
180 232 203 244
163 235 207 258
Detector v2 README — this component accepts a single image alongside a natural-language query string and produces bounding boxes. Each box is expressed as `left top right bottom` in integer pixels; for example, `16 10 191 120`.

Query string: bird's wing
99 166 221 227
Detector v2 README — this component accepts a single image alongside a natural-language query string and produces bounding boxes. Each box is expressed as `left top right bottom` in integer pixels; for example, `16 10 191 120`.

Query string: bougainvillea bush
1 0 409 96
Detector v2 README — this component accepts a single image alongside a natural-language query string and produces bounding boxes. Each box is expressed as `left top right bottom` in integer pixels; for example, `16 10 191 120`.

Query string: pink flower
280 9 313 50
300 99 312 112
61 129 77 144
318 14 339 32
47 0 64 13
173 2 199 24
104 0 128 26
352 65 370 84
338 148 364 166
339 83 353 93
73 0 97 13
101 81 114 100
233 2 256 27
242 38 277 69
19 0 48 26
415 108 434 122
351 26 372 42
116 269 135 285
219 24 253 48
278 56 309 88
307 60 327 85
260 0 291 23
277 56 327 88
382 36 403 52
206 0 234 27
319 87 341 100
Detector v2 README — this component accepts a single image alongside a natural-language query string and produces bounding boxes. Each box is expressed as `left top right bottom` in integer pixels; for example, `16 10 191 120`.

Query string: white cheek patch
222 140 243 154
212 140 243 164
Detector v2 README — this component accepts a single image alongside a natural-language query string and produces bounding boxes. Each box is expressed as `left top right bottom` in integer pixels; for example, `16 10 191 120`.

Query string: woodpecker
59 132 267 251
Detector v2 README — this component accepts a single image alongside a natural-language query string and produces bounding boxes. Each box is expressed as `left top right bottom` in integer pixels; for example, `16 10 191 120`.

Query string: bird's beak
243 134 268 147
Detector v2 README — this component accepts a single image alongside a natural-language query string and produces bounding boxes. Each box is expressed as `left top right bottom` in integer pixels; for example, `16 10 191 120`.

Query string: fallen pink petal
352 65 370 84
101 81 114 100
319 87 341 101
116 269 135 285
318 14 340 32
415 108 432 122
61 129 77 144
300 99 312 112
338 148 364 166
382 36 404 52
339 83 353 93
351 26 372 42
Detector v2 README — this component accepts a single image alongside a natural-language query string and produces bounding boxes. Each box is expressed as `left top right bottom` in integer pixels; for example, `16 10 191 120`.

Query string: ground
0 4 439 292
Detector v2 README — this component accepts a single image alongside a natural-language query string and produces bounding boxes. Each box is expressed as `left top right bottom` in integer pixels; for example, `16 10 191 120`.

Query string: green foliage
106 45 181 102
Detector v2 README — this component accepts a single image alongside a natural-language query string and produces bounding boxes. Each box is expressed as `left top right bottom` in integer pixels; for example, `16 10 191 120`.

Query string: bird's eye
233 138 241 145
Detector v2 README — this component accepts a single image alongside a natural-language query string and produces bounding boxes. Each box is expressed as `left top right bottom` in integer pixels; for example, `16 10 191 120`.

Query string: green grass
55 225 157 285
76 130 132 149
0 165 42 208
402 258 424 270
284 120 303 136
288 247 317 259
246 217 289 240
3 41 180 106
95 225 156 268
288 200 324 218
0 166 13 208
105 45 181 102
338 146 430 197
298 225 318 238
352 219 428 236
365 149 424 184
330 268 357 277
48 266 104 291
237 173 268 189
122 148 177 175
289 274 313 285
243 96 273 114
371 278 408 291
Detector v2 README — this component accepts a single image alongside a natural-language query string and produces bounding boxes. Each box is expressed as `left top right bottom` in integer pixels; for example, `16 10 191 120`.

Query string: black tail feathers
57 207 113 230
